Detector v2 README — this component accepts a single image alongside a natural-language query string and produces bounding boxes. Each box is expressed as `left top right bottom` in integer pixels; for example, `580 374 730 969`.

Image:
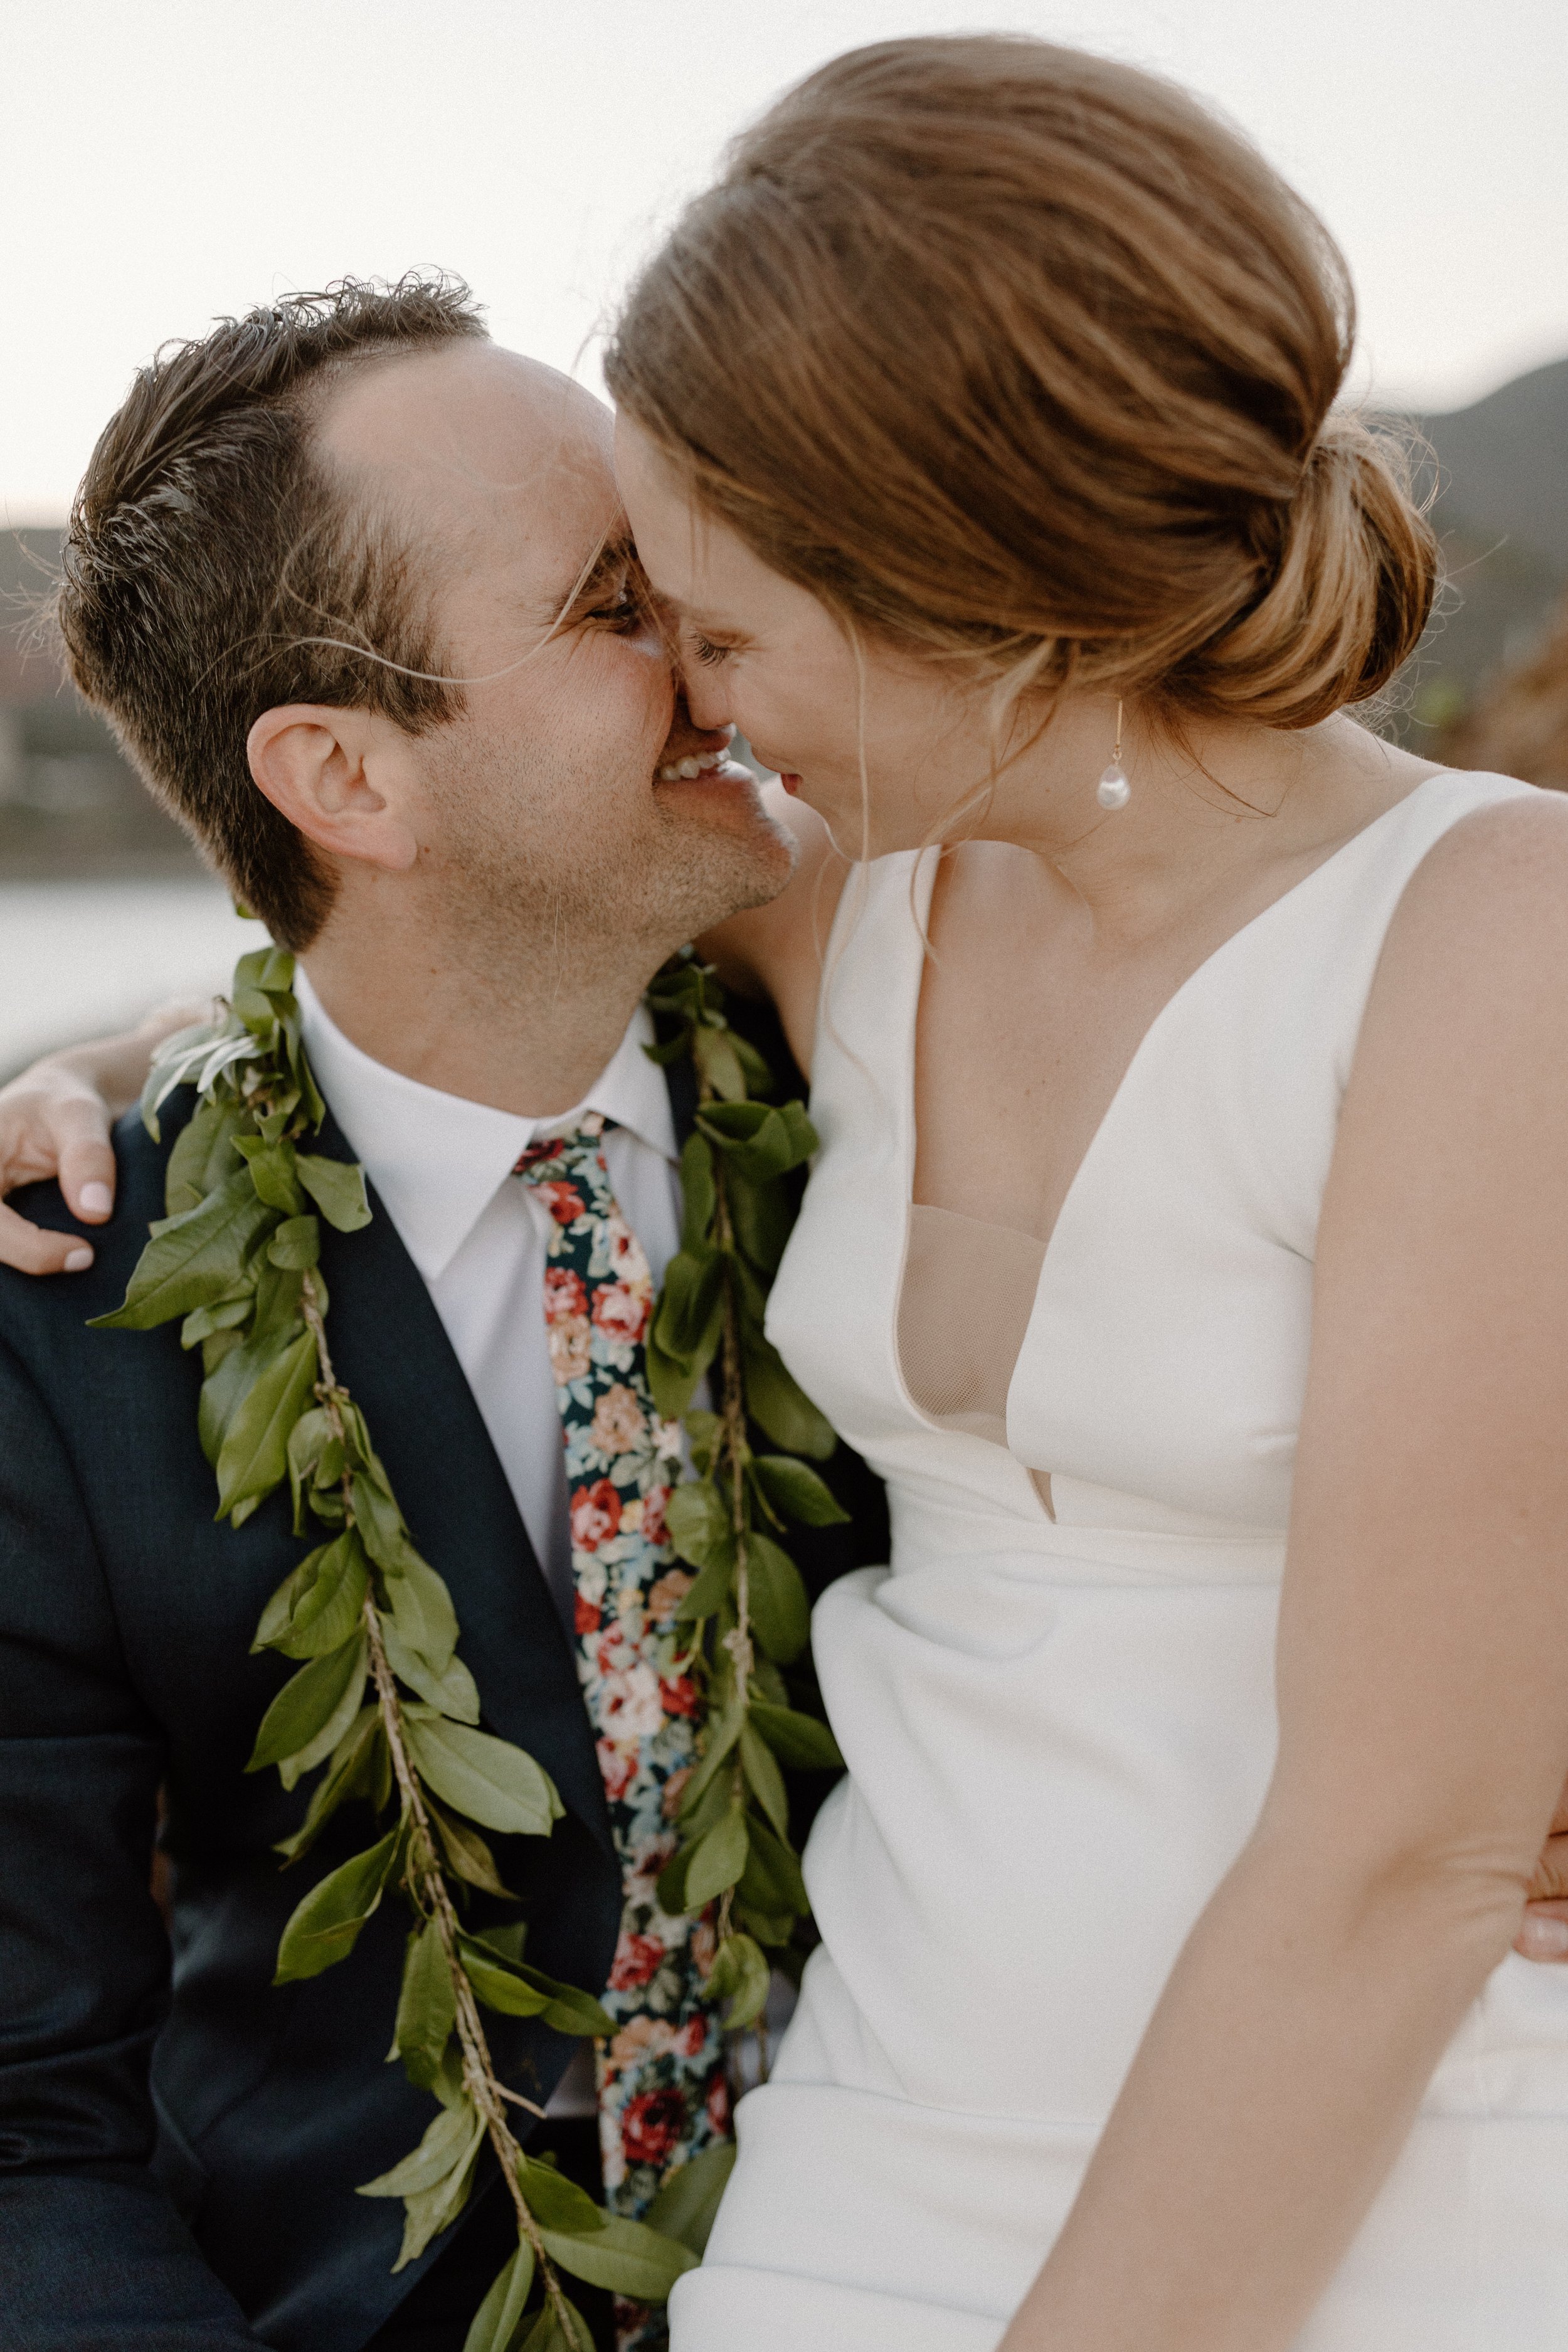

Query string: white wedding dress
669 768 1568 2352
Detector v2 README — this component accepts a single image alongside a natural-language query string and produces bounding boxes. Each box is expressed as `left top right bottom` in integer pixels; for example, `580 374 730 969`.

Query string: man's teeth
659 748 729 781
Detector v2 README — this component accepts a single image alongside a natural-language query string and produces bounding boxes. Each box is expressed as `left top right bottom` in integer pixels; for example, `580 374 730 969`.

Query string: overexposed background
3 0 1567 1067
7 0 1568 520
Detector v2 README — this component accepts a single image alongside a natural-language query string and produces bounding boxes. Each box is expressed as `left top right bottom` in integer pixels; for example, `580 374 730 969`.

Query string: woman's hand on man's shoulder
0 997 208 1276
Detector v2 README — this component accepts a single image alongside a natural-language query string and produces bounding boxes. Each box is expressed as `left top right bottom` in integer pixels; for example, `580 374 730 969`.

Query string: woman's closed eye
687 631 734 669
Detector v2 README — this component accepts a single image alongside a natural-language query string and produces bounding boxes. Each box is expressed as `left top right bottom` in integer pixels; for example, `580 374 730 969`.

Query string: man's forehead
315 341 618 566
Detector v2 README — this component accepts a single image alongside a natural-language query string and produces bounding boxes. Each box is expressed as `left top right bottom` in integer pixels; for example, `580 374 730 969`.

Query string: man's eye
588 588 643 631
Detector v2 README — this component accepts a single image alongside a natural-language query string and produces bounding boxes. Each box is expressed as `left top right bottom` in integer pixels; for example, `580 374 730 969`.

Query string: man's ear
246 704 421 874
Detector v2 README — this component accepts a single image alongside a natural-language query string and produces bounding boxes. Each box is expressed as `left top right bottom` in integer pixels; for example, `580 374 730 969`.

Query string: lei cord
92 945 845 2352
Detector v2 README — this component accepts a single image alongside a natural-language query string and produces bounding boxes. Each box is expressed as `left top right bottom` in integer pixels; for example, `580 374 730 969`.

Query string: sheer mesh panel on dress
896 1202 1048 1457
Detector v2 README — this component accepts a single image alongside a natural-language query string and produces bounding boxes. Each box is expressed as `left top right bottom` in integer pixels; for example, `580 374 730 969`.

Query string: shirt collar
294 970 678 1284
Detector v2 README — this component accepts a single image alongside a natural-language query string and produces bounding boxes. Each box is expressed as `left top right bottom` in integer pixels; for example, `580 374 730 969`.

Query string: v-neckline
902 775 1448 1279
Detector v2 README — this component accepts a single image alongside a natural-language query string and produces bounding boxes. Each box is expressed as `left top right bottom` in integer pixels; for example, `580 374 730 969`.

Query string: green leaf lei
92 944 845 2352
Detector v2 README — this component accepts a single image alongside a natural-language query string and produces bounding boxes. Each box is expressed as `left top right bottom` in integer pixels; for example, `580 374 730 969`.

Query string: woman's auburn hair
605 34 1436 732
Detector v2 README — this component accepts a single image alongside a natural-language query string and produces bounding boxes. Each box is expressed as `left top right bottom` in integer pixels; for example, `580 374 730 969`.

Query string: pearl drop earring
1096 700 1131 810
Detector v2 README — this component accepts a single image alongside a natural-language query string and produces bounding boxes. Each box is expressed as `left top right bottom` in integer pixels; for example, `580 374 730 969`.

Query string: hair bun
1175 418 1437 729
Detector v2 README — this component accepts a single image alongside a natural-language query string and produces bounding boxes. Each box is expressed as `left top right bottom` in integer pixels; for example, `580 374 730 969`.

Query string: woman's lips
778 772 801 796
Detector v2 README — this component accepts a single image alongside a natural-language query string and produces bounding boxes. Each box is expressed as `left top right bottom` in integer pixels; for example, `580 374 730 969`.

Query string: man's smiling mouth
657 743 733 781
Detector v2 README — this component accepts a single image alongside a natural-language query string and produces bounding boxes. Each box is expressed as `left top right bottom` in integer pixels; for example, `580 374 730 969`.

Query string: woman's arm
1003 794 1568 2352
694 780 849 1078
0 1000 207 1274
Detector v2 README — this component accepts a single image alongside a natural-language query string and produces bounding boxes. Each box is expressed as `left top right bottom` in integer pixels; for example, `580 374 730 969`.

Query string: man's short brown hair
55 275 487 948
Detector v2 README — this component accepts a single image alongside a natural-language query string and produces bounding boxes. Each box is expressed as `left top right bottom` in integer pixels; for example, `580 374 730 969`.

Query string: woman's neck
978 706 1435 951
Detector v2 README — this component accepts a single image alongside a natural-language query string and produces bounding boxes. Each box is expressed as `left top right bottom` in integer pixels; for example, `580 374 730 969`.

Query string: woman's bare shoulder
694 783 850 1078
1377 783 1568 1002
1340 781 1568 1165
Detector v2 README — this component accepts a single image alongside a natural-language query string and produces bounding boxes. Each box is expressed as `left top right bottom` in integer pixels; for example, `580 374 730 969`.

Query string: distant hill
3 351 1566 874
1397 358 1568 741
0 527 198 877
1422 358 1568 573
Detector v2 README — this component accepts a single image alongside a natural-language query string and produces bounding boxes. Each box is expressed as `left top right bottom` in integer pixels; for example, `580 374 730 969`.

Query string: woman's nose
681 660 734 733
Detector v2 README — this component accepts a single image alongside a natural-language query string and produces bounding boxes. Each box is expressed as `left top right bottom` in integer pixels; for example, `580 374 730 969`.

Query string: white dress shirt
295 972 686 1631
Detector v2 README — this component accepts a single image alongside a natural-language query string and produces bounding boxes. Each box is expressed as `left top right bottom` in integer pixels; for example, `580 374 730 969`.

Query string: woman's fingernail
1519 1915 1568 1959
78 1182 113 1217
63 1246 94 1273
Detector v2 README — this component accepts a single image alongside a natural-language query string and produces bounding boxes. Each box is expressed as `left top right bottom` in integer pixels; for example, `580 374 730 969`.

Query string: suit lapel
313 1112 613 1862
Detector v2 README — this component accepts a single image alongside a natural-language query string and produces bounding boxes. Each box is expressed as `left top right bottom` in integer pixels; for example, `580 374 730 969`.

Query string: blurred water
0 879 261 1078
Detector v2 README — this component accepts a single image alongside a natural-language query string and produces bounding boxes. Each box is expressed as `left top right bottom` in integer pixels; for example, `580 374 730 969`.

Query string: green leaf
727 1175 793 1276
458 1941 550 2020
247 1628 368 1778
532 1978 616 2040
392 2117 491 2258
684 1805 750 1909
287 1406 339 1531
380 1615 482 1723
676 1697 745 1816
90 1170 277 1331
707 1930 771 2031
679 1756 737 1841
405 1717 564 1838
670 1550 735 1624
426 1797 515 1897
744 1533 812 1665
249 1257 309 1345
516 2154 605 2235
164 1094 247 1217
738 1720 790 1840
739 1333 836 1460
179 1290 255 1349
235 1134 305 1215
650 1249 724 1369
739 1814 810 1918
273 1704 382 1864
517 2297 592 2352
463 2243 536 2352
469 1949 613 2040
655 1840 694 1915
274 1823 400 1981
394 1916 458 2089
354 1476 460 1674
540 2215 698 2301
682 1409 721 1476
214 1330 319 1522
690 1023 748 1103
664 1479 732 1573
748 1701 844 1772
750 1456 850 1527
254 1531 369 1659
360 2095 480 2201
296 1152 373 1232
198 1322 285 1468
696 1097 817 1180
267 1213 320 1270
643 2138 737 2259
677 1133 716 1254
235 943 297 999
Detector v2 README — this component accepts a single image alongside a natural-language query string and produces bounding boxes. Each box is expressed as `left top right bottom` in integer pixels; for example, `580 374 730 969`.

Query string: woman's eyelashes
687 631 734 669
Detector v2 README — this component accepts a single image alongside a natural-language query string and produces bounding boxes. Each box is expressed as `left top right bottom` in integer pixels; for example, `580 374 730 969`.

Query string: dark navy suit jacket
0 1091 629 2350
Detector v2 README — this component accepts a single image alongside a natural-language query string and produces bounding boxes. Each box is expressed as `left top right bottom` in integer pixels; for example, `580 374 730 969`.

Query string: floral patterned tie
514 1116 728 2349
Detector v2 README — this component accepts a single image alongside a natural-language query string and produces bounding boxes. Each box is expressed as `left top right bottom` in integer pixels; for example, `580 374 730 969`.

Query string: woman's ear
246 704 420 873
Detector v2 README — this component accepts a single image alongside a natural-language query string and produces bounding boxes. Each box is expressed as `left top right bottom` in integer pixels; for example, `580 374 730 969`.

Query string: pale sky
5 0 1566 523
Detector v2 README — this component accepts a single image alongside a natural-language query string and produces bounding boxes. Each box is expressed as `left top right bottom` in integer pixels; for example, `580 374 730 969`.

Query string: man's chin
652 761 798 920
651 756 768 819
